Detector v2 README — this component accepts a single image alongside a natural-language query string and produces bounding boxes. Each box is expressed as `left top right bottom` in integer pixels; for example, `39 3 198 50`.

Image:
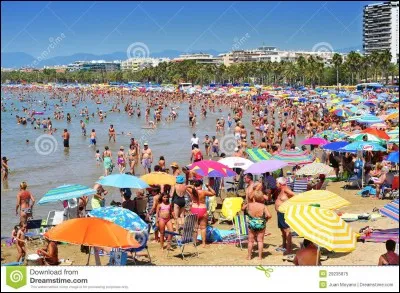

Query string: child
156 193 174 251
9 225 19 246
16 222 27 262
2 157 9 181
90 129 96 147
95 150 101 166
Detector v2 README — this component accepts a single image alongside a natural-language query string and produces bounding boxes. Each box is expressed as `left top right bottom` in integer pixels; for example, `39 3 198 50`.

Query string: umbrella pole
86 247 91 266
316 246 320 266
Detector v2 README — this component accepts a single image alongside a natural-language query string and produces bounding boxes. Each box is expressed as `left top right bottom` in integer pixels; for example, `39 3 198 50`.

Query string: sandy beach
1 181 397 266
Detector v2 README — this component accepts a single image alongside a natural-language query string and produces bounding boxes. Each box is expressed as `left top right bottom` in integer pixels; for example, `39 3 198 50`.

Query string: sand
1 181 398 266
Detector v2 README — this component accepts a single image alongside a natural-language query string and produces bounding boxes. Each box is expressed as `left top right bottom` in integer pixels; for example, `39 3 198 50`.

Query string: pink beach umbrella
300 137 329 146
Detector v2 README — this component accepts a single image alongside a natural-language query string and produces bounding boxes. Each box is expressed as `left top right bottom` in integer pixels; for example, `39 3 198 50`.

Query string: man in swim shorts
141 142 153 174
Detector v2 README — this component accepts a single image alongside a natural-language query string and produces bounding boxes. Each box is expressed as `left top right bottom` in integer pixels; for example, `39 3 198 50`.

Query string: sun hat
277 177 287 186
176 175 185 184
170 162 179 168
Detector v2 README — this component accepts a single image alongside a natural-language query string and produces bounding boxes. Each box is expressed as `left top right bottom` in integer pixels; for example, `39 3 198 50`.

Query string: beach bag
206 226 223 243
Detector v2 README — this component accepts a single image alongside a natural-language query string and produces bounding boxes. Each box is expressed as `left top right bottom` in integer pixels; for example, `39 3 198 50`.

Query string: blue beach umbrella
386 152 399 164
380 199 399 222
356 114 383 124
339 141 386 152
322 141 349 151
38 184 96 205
97 174 149 189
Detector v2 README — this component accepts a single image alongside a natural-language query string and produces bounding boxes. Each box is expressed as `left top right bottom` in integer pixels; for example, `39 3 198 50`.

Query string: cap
170 162 179 168
176 175 185 184
234 147 239 152
143 142 149 146
120 146 124 150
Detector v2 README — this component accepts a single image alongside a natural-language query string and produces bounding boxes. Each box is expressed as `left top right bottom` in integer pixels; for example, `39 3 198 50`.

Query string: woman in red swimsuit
186 180 216 247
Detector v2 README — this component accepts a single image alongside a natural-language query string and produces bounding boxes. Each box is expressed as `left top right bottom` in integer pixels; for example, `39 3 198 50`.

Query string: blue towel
357 186 376 196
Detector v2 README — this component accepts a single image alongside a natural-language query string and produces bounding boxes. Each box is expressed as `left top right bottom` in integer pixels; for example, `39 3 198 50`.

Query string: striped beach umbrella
279 190 350 213
38 184 97 205
314 130 347 141
246 148 272 162
284 205 358 252
356 114 383 124
339 141 386 152
348 133 385 144
380 199 399 222
388 127 399 135
389 135 399 144
272 149 313 166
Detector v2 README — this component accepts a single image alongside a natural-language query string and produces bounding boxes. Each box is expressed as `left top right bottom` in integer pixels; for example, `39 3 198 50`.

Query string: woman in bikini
128 141 139 175
203 135 212 157
16 182 35 224
242 191 272 260
156 193 174 251
169 175 187 231
186 180 216 248
117 146 126 174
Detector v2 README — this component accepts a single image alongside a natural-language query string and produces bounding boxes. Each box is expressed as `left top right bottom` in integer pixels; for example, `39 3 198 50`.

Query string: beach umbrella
272 149 313 166
339 141 386 152
44 217 140 248
386 112 399 121
380 199 399 222
89 207 148 249
322 141 349 151
38 184 96 205
348 133 385 144
300 137 329 146
96 174 149 189
331 108 352 117
389 135 399 144
388 128 399 135
314 130 347 141
246 148 272 162
188 160 236 177
279 190 350 213
356 114 383 124
141 172 176 185
295 162 334 176
284 205 357 252
370 123 388 129
218 157 253 170
386 152 399 164
244 160 288 175
361 128 390 140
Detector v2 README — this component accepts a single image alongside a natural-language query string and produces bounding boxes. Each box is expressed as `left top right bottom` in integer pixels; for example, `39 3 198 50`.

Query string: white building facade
363 1 399 63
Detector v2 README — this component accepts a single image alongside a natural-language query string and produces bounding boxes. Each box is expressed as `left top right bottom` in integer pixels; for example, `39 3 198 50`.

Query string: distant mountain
1 49 224 68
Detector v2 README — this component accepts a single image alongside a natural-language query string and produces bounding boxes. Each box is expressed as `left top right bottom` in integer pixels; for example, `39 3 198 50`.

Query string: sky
1 1 377 57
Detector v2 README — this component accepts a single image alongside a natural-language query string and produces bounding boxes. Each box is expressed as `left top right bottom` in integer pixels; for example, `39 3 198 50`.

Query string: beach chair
233 214 249 250
46 211 65 227
344 171 362 190
25 219 44 242
292 178 308 194
108 249 128 266
218 197 244 224
166 214 198 259
125 233 152 264
66 198 78 219
382 175 399 199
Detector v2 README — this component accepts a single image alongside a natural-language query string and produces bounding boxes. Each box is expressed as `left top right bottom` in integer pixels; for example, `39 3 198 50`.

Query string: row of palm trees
1 50 398 86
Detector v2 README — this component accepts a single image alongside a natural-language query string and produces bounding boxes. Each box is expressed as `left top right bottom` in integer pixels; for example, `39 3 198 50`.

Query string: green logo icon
256 266 274 278
319 270 327 278
319 281 327 289
6 266 27 289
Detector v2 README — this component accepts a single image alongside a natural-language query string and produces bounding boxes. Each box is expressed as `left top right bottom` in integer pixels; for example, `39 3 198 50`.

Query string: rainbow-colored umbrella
331 108 352 117
272 149 313 166
188 160 236 177
246 148 272 162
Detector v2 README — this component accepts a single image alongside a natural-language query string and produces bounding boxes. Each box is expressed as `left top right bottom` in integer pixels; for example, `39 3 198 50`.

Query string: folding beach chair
46 211 65 227
25 219 44 242
233 214 248 250
108 249 128 266
125 233 152 264
344 171 362 190
166 214 198 259
218 197 244 224
292 178 308 194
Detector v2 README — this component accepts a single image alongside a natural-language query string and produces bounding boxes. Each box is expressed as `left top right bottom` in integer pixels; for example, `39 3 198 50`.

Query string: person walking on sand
243 191 272 260
16 181 35 224
275 177 295 255
16 222 27 262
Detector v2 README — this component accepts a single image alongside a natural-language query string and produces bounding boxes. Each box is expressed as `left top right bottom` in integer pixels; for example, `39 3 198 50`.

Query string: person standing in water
141 142 153 174
102 146 113 176
108 124 116 142
62 129 70 148
90 129 96 147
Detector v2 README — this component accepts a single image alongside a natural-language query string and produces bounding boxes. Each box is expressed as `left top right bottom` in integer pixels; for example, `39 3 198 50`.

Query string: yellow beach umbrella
331 98 340 104
279 190 350 213
140 172 176 186
284 205 357 252
386 112 399 121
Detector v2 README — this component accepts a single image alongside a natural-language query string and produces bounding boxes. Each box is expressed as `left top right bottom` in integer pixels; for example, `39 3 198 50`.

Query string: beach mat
359 229 399 243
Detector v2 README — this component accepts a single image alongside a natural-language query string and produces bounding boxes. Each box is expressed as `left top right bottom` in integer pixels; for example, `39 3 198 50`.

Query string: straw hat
170 162 179 168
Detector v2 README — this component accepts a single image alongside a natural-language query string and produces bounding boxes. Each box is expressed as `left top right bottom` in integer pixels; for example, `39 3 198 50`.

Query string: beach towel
357 186 376 197
359 228 399 243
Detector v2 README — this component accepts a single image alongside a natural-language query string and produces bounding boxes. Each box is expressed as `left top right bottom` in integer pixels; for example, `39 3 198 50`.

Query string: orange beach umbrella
44 217 140 248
